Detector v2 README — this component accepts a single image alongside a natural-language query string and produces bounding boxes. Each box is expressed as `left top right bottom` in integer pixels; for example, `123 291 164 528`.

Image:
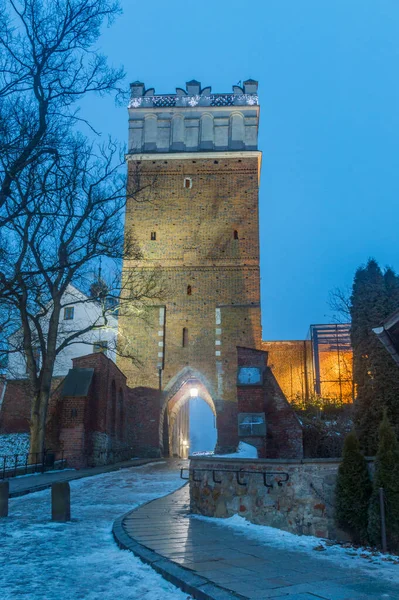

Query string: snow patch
0 433 30 464
0 462 191 600
214 441 258 459
193 513 399 583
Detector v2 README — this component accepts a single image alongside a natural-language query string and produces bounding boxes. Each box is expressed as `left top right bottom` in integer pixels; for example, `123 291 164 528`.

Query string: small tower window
184 177 192 189
187 285 192 296
64 306 75 320
233 230 239 240
182 327 188 347
150 232 156 240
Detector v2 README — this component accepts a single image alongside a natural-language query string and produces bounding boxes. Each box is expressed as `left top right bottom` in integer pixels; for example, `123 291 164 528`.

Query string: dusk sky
80 0 399 340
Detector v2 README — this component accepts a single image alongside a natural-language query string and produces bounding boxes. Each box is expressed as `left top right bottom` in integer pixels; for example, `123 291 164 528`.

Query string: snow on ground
194 513 399 584
0 433 30 456
0 461 192 600
0 433 30 467
213 441 258 459
191 442 258 459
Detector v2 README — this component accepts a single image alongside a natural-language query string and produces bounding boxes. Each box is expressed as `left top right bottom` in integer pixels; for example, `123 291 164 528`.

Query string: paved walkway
8 458 161 497
114 485 398 600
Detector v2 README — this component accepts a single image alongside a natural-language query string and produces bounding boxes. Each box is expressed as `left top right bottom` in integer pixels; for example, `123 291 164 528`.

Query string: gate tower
118 79 262 453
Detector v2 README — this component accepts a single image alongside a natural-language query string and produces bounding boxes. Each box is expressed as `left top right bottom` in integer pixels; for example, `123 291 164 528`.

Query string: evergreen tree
335 432 372 544
350 259 399 454
368 412 399 550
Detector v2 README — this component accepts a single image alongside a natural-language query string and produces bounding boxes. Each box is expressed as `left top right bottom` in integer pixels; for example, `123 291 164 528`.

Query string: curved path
113 485 398 600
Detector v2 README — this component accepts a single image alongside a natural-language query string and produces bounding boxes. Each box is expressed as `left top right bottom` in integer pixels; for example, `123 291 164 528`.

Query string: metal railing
181 467 289 489
0 445 135 479
0 449 65 480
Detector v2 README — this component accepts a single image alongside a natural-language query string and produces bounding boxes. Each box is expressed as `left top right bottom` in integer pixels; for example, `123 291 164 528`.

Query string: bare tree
0 0 124 215
328 286 352 323
0 138 163 456
0 1 164 458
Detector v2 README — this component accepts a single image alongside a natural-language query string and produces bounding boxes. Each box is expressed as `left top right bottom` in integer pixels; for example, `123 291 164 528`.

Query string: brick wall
0 377 64 434
127 386 162 457
118 156 262 453
237 346 303 459
261 341 312 403
261 340 353 405
71 353 128 437
43 353 132 467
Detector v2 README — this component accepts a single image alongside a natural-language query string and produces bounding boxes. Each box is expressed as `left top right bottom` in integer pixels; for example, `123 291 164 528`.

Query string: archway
160 368 217 458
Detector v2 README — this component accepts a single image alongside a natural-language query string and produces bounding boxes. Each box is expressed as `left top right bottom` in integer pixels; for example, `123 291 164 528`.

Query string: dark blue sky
81 0 399 340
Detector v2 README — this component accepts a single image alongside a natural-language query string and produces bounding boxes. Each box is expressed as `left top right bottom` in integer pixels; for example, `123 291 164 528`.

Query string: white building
7 285 118 379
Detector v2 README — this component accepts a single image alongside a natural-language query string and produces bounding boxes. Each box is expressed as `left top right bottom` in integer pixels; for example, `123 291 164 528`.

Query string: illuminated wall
261 341 313 403
261 325 354 405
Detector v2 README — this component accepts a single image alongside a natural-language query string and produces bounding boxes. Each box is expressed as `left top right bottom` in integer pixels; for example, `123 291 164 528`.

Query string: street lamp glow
190 387 198 397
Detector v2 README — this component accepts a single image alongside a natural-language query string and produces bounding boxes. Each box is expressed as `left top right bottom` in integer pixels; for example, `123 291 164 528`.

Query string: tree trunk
29 402 45 463
29 384 52 463
28 300 61 462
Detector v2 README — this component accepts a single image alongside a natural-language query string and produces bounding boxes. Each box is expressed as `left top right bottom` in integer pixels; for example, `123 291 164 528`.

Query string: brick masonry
118 155 262 454
261 340 353 404
0 377 64 434
237 346 303 459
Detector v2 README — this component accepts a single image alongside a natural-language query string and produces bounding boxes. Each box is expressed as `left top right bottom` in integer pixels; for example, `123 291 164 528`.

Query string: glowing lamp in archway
190 388 199 398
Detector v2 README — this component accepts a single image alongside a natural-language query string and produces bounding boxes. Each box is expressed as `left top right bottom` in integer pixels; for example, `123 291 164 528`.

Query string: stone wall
189 456 373 541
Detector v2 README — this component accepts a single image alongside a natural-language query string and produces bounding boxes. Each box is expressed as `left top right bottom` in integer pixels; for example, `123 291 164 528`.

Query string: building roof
373 308 399 366
62 368 94 397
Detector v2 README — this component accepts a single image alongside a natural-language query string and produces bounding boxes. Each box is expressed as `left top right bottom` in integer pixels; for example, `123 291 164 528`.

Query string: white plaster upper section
128 79 260 154
7 284 118 379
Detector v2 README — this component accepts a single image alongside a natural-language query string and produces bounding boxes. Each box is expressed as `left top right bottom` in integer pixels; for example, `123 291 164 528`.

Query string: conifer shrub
350 259 399 455
335 431 372 544
368 412 399 550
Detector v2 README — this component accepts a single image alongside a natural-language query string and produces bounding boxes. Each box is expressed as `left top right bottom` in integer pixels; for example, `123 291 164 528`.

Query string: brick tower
118 79 262 454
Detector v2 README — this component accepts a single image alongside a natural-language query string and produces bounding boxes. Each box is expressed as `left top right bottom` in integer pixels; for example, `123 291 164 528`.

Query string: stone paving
120 485 398 600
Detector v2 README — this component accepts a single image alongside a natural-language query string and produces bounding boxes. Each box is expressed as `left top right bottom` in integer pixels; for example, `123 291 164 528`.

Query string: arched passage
160 367 217 458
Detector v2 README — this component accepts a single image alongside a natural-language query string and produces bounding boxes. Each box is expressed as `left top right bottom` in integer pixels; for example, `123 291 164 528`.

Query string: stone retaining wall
189 456 374 540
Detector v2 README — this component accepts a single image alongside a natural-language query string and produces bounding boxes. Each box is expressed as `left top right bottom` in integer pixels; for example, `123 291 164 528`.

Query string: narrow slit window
187 285 192 296
150 231 156 240
182 327 188 347
233 230 239 240
184 177 192 189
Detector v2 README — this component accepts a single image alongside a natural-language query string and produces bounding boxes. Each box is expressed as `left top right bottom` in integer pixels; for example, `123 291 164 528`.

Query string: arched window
230 113 245 149
150 231 156 240
233 230 239 240
184 177 192 189
182 328 188 348
187 285 192 296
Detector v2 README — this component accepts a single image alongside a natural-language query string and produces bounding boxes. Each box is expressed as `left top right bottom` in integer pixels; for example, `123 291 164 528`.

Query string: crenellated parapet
127 79 260 154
